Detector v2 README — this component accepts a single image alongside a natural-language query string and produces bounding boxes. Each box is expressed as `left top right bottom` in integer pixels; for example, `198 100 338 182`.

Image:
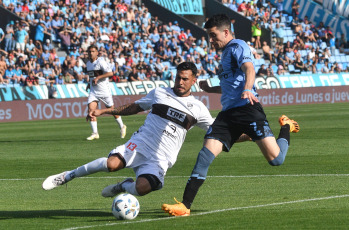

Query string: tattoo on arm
110 103 144 116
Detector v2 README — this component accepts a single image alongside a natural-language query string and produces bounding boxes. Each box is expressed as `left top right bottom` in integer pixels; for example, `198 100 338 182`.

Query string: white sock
122 181 140 196
115 117 124 129
90 121 98 134
64 157 108 182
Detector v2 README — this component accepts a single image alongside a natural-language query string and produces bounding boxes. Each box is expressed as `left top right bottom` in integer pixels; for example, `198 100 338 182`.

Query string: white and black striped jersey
132 87 214 170
86 57 112 97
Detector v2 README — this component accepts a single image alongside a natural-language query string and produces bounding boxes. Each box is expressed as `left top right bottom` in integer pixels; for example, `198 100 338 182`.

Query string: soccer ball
112 193 140 220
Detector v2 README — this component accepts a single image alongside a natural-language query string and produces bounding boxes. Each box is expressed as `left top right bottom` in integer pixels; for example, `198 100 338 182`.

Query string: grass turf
0 102 348 229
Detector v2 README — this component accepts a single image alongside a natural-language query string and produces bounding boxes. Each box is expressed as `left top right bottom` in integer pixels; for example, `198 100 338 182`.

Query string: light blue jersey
218 39 258 111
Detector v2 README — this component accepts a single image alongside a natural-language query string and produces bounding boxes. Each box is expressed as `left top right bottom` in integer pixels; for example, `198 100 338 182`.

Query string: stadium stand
0 0 348 88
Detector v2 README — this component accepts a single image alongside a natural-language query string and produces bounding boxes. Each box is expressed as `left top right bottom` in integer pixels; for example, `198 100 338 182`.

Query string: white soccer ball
112 193 140 220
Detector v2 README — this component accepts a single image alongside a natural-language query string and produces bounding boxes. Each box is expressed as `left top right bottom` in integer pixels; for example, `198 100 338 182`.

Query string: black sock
182 177 205 209
278 124 290 145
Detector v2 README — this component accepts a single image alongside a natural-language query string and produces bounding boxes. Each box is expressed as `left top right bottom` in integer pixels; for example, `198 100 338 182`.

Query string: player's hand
241 90 259 105
86 109 103 121
199 80 210 92
92 77 98 85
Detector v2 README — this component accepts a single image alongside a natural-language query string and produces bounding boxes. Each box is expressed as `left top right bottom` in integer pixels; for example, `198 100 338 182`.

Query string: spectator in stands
328 33 336 55
266 64 275 77
172 51 184 66
291 0 300 19
42 63 56 84
257 64 268 77
321 59 331 73
331 62 342 73
205 58 216 77
277 65 286 75
273 23 285 45
293 53 306 72
194 58 206 77
25 71 38 86
128 66 141 81
251 20 261 49
16 55 29 77
47 82 57 99
0 55 7 74
5 65 19 84
59 30 72 53
161 65 173 80
43 39 54 51
13 65 26 85
262 41 273 62
247 41 261 59
15 25 28 51
4 21 15 52
237 1 247 16
0 69 8 84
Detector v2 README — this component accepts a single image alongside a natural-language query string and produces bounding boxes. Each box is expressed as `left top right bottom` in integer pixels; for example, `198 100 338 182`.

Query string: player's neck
90 57 98 62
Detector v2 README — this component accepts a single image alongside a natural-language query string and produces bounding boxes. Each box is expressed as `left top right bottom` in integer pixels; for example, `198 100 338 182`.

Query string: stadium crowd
0 0 348 86
222 0 349 76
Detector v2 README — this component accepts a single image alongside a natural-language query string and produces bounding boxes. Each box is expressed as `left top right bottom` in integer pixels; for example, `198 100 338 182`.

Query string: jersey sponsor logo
162 124 177 139
152 104 197 130
167 108 186 122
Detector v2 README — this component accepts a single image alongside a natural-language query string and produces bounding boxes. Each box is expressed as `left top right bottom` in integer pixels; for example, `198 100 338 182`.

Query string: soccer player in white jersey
85 45 126 140
42 62 250 197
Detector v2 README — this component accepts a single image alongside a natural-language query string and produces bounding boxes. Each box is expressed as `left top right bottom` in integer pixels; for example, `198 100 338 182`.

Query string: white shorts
88 93 114 108
108 140 166 189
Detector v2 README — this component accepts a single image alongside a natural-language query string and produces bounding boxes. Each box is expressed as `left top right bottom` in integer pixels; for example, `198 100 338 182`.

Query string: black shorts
205 103 274 152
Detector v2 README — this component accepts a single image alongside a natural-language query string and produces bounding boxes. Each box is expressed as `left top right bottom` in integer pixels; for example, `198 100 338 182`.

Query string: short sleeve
134 88 156 111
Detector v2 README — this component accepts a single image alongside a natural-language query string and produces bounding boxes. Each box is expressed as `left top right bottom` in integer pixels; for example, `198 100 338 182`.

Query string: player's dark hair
177 61 198 77
88 44 98 51
204 14 231 31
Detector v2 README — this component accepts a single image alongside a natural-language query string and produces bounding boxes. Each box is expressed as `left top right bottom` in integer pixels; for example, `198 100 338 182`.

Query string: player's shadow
0 209 112 220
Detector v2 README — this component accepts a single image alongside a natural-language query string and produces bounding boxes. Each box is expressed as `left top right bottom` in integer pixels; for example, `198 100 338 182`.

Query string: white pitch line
61 194 349 230
1 174 349 181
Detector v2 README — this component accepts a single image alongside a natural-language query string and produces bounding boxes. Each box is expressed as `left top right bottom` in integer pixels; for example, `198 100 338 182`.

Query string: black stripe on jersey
151 104 197 130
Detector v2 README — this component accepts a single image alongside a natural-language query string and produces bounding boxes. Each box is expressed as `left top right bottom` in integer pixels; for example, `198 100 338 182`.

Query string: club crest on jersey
167 108 186 122
187 102 193 109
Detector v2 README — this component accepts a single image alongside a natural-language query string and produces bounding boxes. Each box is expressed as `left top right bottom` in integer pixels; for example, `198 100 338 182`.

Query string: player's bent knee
138 174 162 195
106 154 125 171
268 153 285 166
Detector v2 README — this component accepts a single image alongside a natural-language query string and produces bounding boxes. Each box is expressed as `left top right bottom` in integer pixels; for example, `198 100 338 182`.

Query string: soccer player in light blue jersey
162 14 300 216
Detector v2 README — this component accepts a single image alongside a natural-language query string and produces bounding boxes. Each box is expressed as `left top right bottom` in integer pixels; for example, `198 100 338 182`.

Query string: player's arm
87 103 144 120
92 71 113 85
199 80 221 93
241 62 259 105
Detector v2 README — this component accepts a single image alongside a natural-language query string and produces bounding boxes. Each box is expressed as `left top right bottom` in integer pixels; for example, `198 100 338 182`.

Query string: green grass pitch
1 102 349 229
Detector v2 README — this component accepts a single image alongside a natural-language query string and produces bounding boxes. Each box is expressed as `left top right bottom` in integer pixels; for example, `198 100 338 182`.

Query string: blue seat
320 42 327 50
59 56 66 65
329 56 336 63
341 56 346 63
271 65 278 74
335 56 342 63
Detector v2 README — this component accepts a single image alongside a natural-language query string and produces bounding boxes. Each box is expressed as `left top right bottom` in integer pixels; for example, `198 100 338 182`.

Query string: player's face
88 47 98 61
207 26 229 50
174 69 197 97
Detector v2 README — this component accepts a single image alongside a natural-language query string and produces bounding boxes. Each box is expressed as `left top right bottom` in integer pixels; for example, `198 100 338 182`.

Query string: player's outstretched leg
269 115 300 166
42 171 68 190
279 115 300 133
162 197 190 216
101 178 134 197
42 157 109 190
